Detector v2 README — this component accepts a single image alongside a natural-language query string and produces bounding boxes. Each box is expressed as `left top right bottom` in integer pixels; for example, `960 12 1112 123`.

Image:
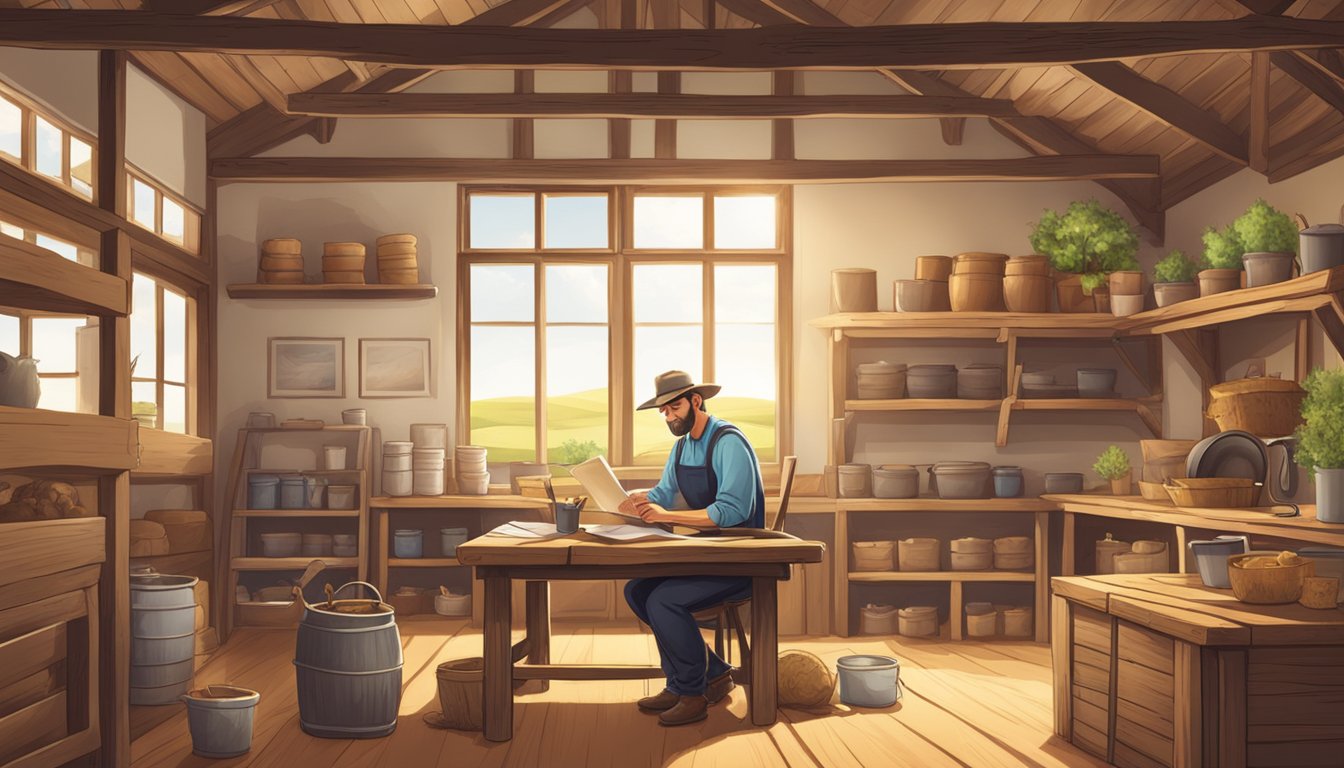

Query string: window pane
714 324 776 462
0 313 18 355
132 178 156 230
0 97 19 160
713 195 777 249
131 273 157 378
543 194 608 249
470 326 535 461
164 383 186 434
162 197 185 243
35 234 78 263
0 220 21 239
633 264 701 323
35 116 61 179
31 317 83 373
163 288 186 382
470 264 534 322
70 137 92 199
633 195 703 249
545 264 607 323
632 325 702 464
715 264 775 323
546 326 608 463
38 377 76 413
132 380 157 429
469 193 535 249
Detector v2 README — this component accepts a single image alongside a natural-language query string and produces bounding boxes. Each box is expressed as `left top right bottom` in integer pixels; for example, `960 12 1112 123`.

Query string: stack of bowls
1108 270 1145 317
957 364 1003 399
949 252 1007 312
413 447 446 496
382 441 413 497
907 364 957 398
456 445 489 495
856 361 907 400
377 234 420 285
1020 371 1077 399
1003 255 1052 312
322 242 366 284
301 533 333 557
950 538 992 571
258 238 303 284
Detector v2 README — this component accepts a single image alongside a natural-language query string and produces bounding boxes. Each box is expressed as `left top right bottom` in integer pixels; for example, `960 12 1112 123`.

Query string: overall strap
704 425 765 528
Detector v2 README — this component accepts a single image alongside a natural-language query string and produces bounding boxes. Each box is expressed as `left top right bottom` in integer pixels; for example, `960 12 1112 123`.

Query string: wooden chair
693 456 797 678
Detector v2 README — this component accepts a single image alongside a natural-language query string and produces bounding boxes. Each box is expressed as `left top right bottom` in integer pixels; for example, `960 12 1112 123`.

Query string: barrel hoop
131 630 196 641
293 660 404 676
300 717 397 734
298 622 399 635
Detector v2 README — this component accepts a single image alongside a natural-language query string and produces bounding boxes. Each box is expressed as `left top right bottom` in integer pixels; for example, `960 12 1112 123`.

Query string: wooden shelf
849 570 1035 582
133 430 213 477
232 508 361 518
0 405 139 470
1048 493 1344 549
846 398 1001 412
1121 267 1344 336
0 234 128 315
810 311 1121 337
226 283 437 300
231 557 358 570
244 467 363 474
389 557 462 568
838 497 1056 512
370 494 552 509
242 424 371 433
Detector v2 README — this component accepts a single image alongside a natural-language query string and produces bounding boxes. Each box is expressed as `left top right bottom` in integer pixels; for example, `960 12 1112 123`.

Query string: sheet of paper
571 455 639 518
488 521 555 538
584 524 691 542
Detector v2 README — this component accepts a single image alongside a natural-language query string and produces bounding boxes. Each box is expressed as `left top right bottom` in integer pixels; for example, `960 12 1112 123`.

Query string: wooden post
1296 315 1312 381
512 70 533 160
483 574 513 741
97 51 126 217
1218 649 1247 768
1062 512 1076 576
834 507 849 636
1051 594 1072 739
949 580 963 641
1034 511 1049 642
1173 640 1203 768
772 71 795 161
749 575 778 726
525 581 551 693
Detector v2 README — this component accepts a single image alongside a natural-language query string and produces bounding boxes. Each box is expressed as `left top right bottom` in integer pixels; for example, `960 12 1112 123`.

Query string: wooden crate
0 517 105 588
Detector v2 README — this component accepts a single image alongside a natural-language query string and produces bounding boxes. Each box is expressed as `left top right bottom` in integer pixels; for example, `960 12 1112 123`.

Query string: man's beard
666 411 694 437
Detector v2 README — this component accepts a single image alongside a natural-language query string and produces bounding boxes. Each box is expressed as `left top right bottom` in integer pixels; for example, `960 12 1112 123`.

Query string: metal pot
1296 207 1344 274
0 351 40 408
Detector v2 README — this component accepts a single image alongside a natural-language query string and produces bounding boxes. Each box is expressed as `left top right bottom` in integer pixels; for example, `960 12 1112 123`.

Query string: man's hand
618 490 649 518
635 501 670 524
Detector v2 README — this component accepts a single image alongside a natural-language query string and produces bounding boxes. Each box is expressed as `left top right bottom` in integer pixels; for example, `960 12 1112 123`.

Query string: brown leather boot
637 688 680 713
706 671 735 705
658 695 709 727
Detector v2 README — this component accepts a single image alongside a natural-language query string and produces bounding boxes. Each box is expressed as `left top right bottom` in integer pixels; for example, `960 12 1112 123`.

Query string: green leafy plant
551 438 604 465
1029 200 1140 293
1295 368 1344 472
1092 445 1131 481
1152 250 1200 284
1232 198 1298 255
1201 224 1245 270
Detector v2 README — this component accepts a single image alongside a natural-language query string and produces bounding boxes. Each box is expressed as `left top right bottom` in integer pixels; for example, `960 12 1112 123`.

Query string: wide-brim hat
637 370 721 411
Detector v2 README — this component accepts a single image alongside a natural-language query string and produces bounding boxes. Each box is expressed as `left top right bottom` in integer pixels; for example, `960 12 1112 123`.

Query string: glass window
0 220 22 240
469 193 535 249
163 383 186 434
69 136 93 199
470 264 534 323
714 195 777 249
132 178 156 230
544 264 609 464
633 194 703 249
162 197 185 244
38 377 76 413
713 264 777 461
128 272 194 434
132 380 157 429
543 194 608 249
34 116 61 179
0 96 19 160
469 326 536 461
131 273 157 378
0 313 18 355
163 287 186 383
30 317 82 373
34 234 78 263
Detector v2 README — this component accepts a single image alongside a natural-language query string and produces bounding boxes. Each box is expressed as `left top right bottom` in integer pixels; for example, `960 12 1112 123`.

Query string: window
461 186 789 467
130 272 193 433
0 219 96 268
0 308 99 414
0 80 97 201
126 167 202 254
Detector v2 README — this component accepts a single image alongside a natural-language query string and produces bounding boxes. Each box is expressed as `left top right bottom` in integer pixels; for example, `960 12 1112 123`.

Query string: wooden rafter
1069 61 1247 164
283 91 1020 119
761 0 845 26
714 0 792 26
468 0 589 26
1272 50 1344 115
1293 48 1344 82
142 0 282 14
1249 51 1270 173
208 155 1161 183
3 12 1344 69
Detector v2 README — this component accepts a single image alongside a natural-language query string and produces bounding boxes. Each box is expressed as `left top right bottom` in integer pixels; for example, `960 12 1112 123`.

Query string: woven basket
1164 477 1259 508
777 650 836 707
1206 378 1305 437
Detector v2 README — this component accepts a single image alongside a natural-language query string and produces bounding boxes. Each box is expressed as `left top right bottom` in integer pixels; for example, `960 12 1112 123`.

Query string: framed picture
359 338 432 398
268 337 345 398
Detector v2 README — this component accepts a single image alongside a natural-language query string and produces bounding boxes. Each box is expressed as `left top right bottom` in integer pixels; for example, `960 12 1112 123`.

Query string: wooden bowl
261 237 302 254
259 270 304 285
1138 481 1169 501
323 242 366 257
377 233 417 248
377 244 419 257
376 255 419 270
322 254 366 272
1163 477 1259 508
259 254 302 272
948 273 1005 312
1227 552 1314 604
379 267 421 284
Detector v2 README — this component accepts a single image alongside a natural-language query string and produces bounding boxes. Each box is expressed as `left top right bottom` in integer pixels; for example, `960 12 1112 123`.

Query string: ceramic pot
1318 468 1344 524
1111 294 1144 317
1004 255 1050 277
893 279 950 312
1053 273 1095 313
1297 208 1344 274
1153 281 1199 307
831 269 878 313
1003 275 1051 313
914 255 953 282
948 273 1005 312
1198 269 1242 297
1109 474 1132 496
951 252 1008 276
1243 252 1295 287
1108 271 1143 296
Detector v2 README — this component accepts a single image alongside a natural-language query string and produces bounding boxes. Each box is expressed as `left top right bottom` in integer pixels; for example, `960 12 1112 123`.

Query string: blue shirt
647 415 760 528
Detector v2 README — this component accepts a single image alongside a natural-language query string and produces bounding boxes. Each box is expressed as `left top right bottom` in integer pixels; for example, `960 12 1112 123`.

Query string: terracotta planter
1198 268 1242 297
1053 273 1095 313
1110 475 1132 496
1243 252 1296 288
1108 270 1143 296
914 255 953 282
1003 275 1051 313
949 272 1005 312
1092 287 1111 314
1153 281 1199 307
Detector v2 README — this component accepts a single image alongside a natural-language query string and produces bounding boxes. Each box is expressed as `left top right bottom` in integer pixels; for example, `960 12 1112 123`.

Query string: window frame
126 164 203 255
458 184 793 471
129 269 199 435
0 79 98 202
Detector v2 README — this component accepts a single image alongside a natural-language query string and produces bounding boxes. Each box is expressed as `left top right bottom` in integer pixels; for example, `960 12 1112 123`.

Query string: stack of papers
488 521 570 538
486 521 690 542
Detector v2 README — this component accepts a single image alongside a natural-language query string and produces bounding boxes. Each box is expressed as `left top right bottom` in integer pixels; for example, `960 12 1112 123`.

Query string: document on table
571 455 640 518
488 521 578 538
584 524 691 542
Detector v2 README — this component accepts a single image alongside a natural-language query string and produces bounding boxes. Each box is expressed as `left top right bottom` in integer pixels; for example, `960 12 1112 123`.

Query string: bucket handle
1295 212 1309 230
331 581 385 603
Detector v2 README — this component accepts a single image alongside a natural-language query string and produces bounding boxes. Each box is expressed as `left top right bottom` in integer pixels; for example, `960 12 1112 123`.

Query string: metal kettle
1265 436 1314 505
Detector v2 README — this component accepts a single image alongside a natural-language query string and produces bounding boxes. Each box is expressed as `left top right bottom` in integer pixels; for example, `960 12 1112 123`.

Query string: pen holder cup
555 503 581 535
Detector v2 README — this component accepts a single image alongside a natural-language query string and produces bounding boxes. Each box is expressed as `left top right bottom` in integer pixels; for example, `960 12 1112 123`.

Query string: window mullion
703 259 714 385
535 261 546 464
155 283 165 430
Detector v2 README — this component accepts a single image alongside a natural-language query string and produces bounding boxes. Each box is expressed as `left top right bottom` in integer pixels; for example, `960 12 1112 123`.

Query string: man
618 369 766 727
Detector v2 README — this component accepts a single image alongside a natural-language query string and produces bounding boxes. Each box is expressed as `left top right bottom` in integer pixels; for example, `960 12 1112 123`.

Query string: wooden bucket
433 658 484 731
830 269 878 313
294 582 403 739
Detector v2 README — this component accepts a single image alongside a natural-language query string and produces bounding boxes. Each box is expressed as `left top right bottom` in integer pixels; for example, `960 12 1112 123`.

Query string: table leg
525 581 550 693
483 575 513 742
750 576 778 727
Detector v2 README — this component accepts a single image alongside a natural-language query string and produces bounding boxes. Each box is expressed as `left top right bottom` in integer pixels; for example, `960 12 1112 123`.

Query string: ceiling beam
1292 48 1344 81
1271 49 1344 115
467 0 590 26
210 155 1161 183
1069 61 1247 164
3 11 1344 69
142 0 283 15
283 91 1021 119
761 0 845 25
1249 52 1271 173
714 0 793 26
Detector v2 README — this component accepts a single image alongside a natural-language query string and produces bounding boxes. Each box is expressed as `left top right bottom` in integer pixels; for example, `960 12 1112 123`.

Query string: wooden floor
130 617 1109 768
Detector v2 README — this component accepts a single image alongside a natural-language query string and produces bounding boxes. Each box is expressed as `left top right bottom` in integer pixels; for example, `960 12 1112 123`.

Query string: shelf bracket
1312 292 1344 362
996 395 1016 447
1112 337 1155 395
1135 401 1163 438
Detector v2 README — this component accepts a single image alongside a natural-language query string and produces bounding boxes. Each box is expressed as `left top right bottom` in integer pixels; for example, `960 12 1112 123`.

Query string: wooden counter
1051 573 1344 768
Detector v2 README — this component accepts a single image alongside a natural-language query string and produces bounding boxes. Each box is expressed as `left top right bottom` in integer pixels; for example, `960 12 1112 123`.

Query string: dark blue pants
624 576 752 697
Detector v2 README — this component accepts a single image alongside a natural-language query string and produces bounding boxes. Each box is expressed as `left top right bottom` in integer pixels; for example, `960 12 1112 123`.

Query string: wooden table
456 530 825 742
1051 573 1344 768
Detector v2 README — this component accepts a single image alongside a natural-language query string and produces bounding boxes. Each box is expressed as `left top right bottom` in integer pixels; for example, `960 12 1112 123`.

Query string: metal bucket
836 654 902 708
131 574 198 705
183 686 261 759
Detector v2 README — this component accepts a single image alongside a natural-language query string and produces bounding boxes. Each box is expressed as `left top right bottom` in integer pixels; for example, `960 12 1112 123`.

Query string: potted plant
1233 199 1299 287
1029 200 1140 313
1151 250 1200 307
1108 268 1144 297
1093 445 1133 496
1295 368 1344 523
1199 224 1245 296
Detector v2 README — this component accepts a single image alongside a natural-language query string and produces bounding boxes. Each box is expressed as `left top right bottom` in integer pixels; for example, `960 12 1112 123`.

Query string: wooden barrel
293 582 403 739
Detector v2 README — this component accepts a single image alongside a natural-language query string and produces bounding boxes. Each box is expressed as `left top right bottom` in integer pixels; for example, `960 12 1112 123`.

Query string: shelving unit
220 424 372 638
226 283 438 300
